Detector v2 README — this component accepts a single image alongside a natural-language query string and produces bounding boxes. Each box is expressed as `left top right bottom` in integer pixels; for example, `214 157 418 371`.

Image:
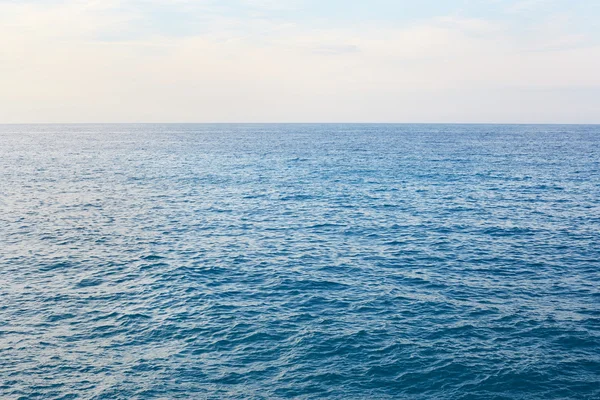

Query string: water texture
1 124 599 399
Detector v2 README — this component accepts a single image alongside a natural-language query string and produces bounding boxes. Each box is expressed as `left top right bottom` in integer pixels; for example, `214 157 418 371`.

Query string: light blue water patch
1 124 599 399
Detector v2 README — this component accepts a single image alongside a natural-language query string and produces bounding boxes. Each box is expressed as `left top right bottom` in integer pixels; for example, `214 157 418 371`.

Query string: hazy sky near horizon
1 0 600 123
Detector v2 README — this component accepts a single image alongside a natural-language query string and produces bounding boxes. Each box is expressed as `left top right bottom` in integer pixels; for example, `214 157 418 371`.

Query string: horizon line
1 122 600 126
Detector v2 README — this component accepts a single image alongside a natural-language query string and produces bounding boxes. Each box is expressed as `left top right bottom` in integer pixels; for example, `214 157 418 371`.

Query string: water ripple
1 124 599 399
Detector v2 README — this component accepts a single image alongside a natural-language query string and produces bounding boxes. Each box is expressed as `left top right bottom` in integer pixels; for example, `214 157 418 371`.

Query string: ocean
1 123 599 399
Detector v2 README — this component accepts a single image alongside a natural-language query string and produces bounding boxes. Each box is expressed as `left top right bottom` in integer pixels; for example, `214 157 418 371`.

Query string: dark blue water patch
0 124 599 399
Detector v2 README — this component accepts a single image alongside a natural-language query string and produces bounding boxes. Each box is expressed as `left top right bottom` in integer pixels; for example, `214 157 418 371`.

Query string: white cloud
506 0 549 13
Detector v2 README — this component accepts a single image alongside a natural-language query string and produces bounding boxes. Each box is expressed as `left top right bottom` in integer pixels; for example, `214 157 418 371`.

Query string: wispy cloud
311 44 360 55
506 0 550 13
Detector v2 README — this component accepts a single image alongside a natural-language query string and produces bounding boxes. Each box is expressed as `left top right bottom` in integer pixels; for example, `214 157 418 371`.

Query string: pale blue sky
1 0 599 123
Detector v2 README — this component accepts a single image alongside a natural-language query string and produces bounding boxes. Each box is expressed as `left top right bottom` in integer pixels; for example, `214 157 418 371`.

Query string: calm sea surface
1 124 599 399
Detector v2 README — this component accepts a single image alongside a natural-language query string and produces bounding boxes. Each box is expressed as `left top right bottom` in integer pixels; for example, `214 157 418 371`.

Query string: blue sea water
0 123 599 399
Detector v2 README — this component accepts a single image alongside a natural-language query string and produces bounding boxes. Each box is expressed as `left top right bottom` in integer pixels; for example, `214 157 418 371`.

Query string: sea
1 124 599 399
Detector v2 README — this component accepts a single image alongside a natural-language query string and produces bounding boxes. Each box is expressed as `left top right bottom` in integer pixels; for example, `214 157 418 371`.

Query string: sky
1 0 599 123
